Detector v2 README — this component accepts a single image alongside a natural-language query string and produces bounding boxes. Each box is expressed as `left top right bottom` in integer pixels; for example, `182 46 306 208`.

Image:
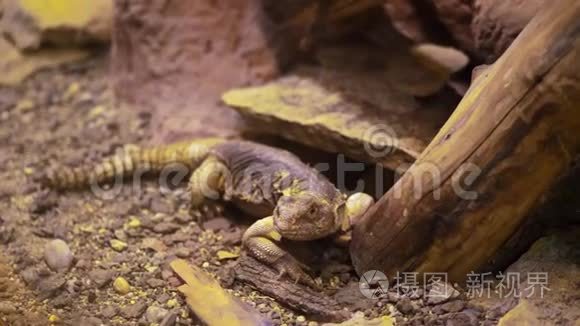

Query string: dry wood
170 259 269 326
350 0 580 281
235 255 349 322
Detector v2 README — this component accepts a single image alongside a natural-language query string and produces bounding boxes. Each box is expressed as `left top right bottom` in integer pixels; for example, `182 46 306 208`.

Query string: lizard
40 138 375 287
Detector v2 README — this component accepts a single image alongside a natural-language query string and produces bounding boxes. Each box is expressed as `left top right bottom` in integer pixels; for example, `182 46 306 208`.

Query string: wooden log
235 255 349 321
350 0 580 282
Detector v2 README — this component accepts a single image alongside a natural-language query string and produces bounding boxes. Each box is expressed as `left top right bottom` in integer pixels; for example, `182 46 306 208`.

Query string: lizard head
273 192 375 241
273 192 341 241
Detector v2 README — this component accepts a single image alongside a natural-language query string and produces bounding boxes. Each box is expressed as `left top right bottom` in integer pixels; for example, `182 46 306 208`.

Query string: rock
87 291 97 303
0 225 15 244
221 229 243 245
497 300 542 326
145 305 169 324
174 247 192 258
141 237 168 252
110 239 128 252
113 276 130 294
29 189 58 214
395 297 415 315
89 269 115 288
165 298 179 309
114 229 127 241
159 311 178 326
440 300 466 313
500 229 580 324
153 222 180 234
120 301 148 319
80 317 103 326
431 0 476 54
19 267 40 285
426 282 460 305
37 274 66 299
0 301 18 314
202 217 232 231
485 298 519 321
333 282 376 311
411 44 469 74
44 239 74 271
444 311 479 326
149 197 175 214
222 62 451 170
146 278 165 288
52 294 72 308
174 211 192 224
100 306 118 319
323 311 395 325
156 293 171 304
472 0 548 62
0 0 113 50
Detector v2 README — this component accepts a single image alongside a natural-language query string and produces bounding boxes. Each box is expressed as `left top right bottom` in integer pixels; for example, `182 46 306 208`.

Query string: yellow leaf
216 250 240 260
64 82 80 99
89 105 105 117
170 259 266 326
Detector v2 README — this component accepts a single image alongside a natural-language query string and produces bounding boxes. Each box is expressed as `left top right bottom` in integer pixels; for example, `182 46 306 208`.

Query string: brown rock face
383 0 475 56
431 0 475 53
472 0 548 62
111 0 287 142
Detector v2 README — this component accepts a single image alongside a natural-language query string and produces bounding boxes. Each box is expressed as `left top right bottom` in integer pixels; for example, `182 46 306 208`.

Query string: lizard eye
308 206 317 215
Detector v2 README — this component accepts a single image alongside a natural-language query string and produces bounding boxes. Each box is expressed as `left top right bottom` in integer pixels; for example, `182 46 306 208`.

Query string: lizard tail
43 138 226 190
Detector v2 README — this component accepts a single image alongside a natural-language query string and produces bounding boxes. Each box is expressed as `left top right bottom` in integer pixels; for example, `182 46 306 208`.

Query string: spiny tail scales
43 138 226 189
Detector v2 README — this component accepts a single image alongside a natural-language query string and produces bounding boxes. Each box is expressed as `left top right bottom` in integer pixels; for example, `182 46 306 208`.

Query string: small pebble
44 239 74 271
396 297 415 315
113 277 130 294
159 311 178 326
166 298 179 308
0 301 17 314
175 247 192 258
110 239 128 252
127 217 141 228
114 229 127 241
146 278 165 288
153 222 180 234
296 315 306 323
100 306 118 318
48 314 60 323
145 305 169 323
120 301 147 319
156 293 171 304
89 269 115 288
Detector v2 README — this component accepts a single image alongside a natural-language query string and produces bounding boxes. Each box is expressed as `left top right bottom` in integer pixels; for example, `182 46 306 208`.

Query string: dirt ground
0 55 516 326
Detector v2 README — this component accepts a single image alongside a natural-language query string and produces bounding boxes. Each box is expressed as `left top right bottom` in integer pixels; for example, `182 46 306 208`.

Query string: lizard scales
42 138 374 287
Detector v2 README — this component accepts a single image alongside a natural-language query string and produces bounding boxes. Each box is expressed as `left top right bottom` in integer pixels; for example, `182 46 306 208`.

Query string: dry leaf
216 250 240 260
170 259 269 326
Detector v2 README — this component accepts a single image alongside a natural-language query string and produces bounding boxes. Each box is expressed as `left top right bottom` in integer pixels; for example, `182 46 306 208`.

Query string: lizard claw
274 256 320 289
190 201 224 225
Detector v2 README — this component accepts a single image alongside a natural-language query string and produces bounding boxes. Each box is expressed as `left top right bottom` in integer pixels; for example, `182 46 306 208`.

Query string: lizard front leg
242 216 319 288
188 156 229 221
